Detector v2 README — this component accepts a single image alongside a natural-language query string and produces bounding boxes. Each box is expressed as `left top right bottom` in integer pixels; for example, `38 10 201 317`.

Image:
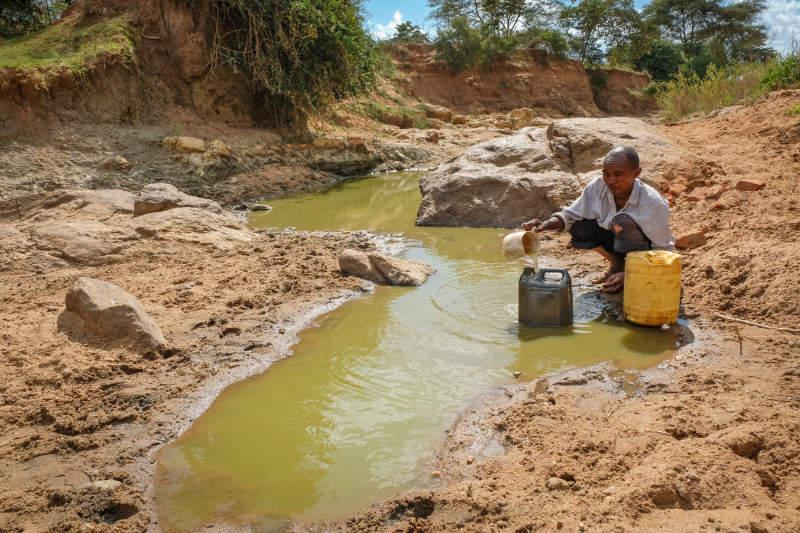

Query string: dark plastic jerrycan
518 268 573 327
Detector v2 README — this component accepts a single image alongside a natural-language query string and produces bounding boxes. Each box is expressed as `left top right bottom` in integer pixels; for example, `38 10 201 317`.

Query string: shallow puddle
155 172 682 530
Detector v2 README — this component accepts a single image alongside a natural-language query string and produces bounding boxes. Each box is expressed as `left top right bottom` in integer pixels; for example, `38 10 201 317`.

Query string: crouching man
522 146 675 293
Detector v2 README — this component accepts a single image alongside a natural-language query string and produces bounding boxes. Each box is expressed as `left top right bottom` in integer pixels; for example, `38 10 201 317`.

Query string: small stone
546 477 570 490
675 229 707 250
431 470 442 478
83 479 121 492
466 455 475 465
668 183 687 196
162 136 206 153
749 523 768 533
100 155 131 171
451 114 468 125
735 179 765 191
512 371 522 378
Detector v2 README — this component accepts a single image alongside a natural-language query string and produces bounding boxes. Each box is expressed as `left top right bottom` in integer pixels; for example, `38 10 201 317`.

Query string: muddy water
156 172 681 530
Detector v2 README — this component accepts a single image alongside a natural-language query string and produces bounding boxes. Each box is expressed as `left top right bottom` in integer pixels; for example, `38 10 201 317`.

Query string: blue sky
365 0 799 53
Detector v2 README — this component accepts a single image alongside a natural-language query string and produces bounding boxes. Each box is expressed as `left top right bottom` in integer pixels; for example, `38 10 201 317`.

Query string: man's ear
633 166 642 178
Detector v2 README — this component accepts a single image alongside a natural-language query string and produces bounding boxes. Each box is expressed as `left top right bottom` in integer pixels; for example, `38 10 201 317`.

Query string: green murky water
155 172 680 531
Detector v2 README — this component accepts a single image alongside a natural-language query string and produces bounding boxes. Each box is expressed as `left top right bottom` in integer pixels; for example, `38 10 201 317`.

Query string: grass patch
787 104 800 116
0 16 135 73
657 63 770 122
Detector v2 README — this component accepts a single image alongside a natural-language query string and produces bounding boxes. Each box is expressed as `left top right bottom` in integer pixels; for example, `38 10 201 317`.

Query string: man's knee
568 219 601 249
611 213 650 253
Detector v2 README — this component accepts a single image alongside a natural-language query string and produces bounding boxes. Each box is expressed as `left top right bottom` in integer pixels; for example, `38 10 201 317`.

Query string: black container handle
534 268 571 288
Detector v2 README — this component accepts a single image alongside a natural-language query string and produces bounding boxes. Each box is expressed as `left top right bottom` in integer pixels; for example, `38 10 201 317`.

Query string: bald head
603 146 640 170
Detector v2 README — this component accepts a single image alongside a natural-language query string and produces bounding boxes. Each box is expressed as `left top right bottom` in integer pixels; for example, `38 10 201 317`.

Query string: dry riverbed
0 187 377 531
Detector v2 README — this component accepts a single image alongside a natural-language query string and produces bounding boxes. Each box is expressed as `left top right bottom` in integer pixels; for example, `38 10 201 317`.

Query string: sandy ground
1 89 799 533
343 91 800 532
0 195 375 531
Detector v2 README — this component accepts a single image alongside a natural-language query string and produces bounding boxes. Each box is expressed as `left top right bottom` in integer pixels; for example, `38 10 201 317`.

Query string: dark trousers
569 215 651 259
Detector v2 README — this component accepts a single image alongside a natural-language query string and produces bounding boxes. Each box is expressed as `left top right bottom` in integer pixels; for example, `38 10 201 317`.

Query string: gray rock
133 183 222 217
65 277 166 352
338 249 434 286
33 221 134 265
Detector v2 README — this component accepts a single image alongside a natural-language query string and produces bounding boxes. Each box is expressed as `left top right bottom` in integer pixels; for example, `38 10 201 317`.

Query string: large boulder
416 127 581 228
338 249 434 286
134 183 222 217
416 118 684 228
129 207 252 251
64 277 166 352
32 220 135 265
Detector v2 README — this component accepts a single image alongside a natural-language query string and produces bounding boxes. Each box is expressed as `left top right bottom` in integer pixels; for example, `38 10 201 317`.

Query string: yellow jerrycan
623 251 681 326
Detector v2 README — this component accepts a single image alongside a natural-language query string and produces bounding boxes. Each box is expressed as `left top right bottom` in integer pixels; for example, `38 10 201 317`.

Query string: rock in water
416 118 684 228
65 277 166 352
338 249 386 284
338 250 434 286
133 183 222 217
368 253 434 286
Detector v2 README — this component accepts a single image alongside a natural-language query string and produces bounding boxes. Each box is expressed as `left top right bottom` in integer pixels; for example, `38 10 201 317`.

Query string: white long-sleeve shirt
552 177 675 250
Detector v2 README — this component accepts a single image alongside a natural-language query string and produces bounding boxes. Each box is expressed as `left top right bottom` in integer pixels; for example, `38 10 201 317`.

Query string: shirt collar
601 178 642 208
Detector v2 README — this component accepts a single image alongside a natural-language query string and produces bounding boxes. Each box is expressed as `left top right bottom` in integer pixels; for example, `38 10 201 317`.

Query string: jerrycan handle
534 268 571 288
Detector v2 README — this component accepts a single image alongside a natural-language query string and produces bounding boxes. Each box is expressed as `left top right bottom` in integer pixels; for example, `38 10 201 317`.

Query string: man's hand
521 216 563 233
601 271 625 293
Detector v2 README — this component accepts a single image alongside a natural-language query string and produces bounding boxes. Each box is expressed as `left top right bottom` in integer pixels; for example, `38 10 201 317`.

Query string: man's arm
522 179 598 232
646 201 675 251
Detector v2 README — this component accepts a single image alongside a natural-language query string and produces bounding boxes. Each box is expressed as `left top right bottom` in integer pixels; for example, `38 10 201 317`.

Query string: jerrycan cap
627 250 681 266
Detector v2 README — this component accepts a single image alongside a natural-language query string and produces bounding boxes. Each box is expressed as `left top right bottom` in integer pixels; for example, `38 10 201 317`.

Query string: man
522 146 674 293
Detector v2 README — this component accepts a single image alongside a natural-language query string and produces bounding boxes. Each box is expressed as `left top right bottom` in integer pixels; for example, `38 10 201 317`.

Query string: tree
634 40 686 81
0 0 72 38
560 0 641 64
392 21 429 43
433 15 484 71
643 0 768 66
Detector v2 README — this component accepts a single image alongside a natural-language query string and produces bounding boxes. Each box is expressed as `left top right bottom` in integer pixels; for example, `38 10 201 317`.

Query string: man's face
602 156 641 197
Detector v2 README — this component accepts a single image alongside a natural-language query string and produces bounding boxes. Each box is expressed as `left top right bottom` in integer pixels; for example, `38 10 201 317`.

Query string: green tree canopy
0 0 72 38
643 0 768 66
392 21 429 43
559 0 641 64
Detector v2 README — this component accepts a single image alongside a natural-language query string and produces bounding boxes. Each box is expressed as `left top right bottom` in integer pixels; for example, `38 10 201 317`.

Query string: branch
713 313 800 334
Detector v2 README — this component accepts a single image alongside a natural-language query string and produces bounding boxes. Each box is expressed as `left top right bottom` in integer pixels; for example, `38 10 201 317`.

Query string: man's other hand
521 219 541 231
601 271 625 293
522 217 563 233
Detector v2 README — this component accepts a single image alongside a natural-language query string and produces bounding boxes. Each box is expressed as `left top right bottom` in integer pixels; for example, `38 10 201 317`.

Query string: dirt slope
390 43 653 117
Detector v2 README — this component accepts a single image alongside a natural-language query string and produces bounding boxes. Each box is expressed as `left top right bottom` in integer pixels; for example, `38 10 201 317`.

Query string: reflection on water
156 172 683 531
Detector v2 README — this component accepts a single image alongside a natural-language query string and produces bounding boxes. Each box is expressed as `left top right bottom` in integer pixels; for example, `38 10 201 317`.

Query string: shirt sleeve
552 178 599 232
643 199 675 251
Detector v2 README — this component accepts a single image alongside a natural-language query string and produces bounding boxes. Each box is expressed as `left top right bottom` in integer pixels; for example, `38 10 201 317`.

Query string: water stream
155 172 681 531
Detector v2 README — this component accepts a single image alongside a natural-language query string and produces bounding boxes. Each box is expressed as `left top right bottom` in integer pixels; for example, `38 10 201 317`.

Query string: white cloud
372 9 403 40
763 0 800 53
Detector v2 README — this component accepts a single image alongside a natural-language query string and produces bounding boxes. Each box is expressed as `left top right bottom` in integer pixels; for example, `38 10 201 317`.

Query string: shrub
195 0 378 129
525 28 570 59
657 62 770 122
760 51 800 91
433 16 483 72
635 40 685 82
